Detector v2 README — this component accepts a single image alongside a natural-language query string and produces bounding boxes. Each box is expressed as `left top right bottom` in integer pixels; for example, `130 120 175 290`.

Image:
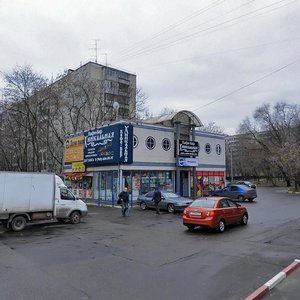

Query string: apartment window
162 138 171 151
146 136 156 150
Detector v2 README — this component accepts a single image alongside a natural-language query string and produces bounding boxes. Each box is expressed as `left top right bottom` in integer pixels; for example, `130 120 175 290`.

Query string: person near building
152 186 162 214
118 187 129 217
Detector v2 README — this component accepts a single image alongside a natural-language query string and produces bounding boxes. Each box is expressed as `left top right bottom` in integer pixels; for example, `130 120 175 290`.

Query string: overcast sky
1 0 299 134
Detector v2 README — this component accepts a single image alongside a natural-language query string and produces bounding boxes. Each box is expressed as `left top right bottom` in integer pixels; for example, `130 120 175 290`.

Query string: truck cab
55 175 88 224
56 185 88 223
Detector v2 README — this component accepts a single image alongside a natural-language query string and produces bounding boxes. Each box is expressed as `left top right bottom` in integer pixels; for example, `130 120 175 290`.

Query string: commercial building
63 110 226 205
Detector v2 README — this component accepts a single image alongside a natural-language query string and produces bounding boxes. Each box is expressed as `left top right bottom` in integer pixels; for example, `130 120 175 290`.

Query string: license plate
190 212 202 216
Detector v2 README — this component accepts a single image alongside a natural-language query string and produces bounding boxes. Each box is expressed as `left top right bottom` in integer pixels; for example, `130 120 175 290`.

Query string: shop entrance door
180 171 189 197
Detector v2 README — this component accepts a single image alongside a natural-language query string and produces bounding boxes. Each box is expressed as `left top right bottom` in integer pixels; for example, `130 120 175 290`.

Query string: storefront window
93 170 175 201
135 171 174 195
158 171 165 189
105 172 113 200
150 171 158 190
82 176 93 199
65 174 93 200
141 171 150 194
93 173 99 201
112 171 118 203
122 171 130 189
165 171 173 192
132 172 141 199
196 171 225 196
99 172 106 201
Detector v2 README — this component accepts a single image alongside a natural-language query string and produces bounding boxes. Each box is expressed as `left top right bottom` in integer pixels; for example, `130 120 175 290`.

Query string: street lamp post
230 146 233 183
39 149 47 172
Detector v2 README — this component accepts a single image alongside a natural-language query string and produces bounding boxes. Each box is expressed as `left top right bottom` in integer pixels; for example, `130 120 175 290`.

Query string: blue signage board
177 157 198 167
84 124 133 165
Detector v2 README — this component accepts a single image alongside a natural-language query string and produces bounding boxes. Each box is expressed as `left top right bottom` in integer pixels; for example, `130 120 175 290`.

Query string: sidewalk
245 259 300 300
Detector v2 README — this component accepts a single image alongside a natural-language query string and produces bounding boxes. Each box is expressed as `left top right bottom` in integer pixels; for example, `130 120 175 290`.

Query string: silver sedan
137 191 193 213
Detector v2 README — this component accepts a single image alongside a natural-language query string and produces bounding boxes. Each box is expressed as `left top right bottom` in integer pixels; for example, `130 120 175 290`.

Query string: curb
245 259 300 300
86 203 139 208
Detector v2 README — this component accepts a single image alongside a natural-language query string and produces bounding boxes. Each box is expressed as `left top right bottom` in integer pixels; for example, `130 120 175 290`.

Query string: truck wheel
70 211 81 224
11 216 26 231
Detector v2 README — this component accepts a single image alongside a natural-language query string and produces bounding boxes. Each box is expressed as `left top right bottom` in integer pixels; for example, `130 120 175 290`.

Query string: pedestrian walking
118 187 129 217
152 186 162 214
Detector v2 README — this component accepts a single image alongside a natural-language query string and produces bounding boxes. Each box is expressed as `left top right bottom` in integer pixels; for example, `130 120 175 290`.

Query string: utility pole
230 146 233 183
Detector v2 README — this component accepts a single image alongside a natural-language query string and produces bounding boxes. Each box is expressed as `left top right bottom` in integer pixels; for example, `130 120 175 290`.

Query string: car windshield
162 192 180 198
190 199 216 208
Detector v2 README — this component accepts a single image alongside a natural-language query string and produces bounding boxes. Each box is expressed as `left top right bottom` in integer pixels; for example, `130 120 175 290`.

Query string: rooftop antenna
93 39 100 63
103 53 108 66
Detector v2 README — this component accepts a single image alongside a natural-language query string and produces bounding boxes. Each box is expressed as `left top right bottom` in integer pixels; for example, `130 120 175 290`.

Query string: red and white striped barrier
245 259 300 300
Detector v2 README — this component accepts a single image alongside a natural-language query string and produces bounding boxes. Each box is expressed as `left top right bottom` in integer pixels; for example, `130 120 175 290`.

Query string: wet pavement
0 187 300 300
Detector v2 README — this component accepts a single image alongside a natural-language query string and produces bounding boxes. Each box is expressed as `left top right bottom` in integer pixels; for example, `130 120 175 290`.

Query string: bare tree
50 70 108 134
0 64 48 172
133 87 152 120
201 122 224 134
237 102 300 186
159 107 175 116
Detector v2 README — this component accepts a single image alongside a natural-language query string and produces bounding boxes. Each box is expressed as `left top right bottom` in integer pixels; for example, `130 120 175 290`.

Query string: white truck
0 172 88 231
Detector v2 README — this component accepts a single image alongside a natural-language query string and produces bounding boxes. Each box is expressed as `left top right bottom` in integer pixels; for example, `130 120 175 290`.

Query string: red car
183 197 248 232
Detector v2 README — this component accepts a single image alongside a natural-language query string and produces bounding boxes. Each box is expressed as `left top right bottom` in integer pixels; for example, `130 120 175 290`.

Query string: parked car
183 197 248 232
213 184 257 202
236 181 257 189
137 191 193 213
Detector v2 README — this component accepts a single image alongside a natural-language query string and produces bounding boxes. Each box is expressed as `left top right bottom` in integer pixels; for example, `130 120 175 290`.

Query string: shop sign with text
178 140 199 157
64 135 84 163
84 124 133 165
72 162 86 172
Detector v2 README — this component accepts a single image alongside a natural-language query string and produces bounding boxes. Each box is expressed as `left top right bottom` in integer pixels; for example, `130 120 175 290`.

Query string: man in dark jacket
118 187 129 217
152 187 162 214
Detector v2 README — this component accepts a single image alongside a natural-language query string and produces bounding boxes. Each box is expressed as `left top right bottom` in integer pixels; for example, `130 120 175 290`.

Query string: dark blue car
213 184 257 202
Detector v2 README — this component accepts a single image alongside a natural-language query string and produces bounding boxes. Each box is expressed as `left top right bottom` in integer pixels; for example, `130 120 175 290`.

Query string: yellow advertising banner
64 135 84 163
72 162 86 173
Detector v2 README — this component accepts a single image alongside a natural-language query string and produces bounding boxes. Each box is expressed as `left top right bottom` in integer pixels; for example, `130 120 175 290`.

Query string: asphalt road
0 187 299 300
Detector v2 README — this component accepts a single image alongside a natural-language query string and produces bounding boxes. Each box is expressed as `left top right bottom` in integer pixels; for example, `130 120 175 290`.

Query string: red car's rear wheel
217 219 226 233
241 213 248 225
186 225 195 231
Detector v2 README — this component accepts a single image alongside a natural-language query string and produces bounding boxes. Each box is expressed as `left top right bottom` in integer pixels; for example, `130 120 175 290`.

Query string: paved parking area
0 187 299 300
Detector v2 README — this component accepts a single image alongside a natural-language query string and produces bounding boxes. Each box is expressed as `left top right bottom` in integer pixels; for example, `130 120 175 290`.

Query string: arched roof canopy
144 110 203 128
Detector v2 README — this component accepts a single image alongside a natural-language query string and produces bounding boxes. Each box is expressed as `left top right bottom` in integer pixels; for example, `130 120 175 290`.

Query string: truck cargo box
0 172 55 213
